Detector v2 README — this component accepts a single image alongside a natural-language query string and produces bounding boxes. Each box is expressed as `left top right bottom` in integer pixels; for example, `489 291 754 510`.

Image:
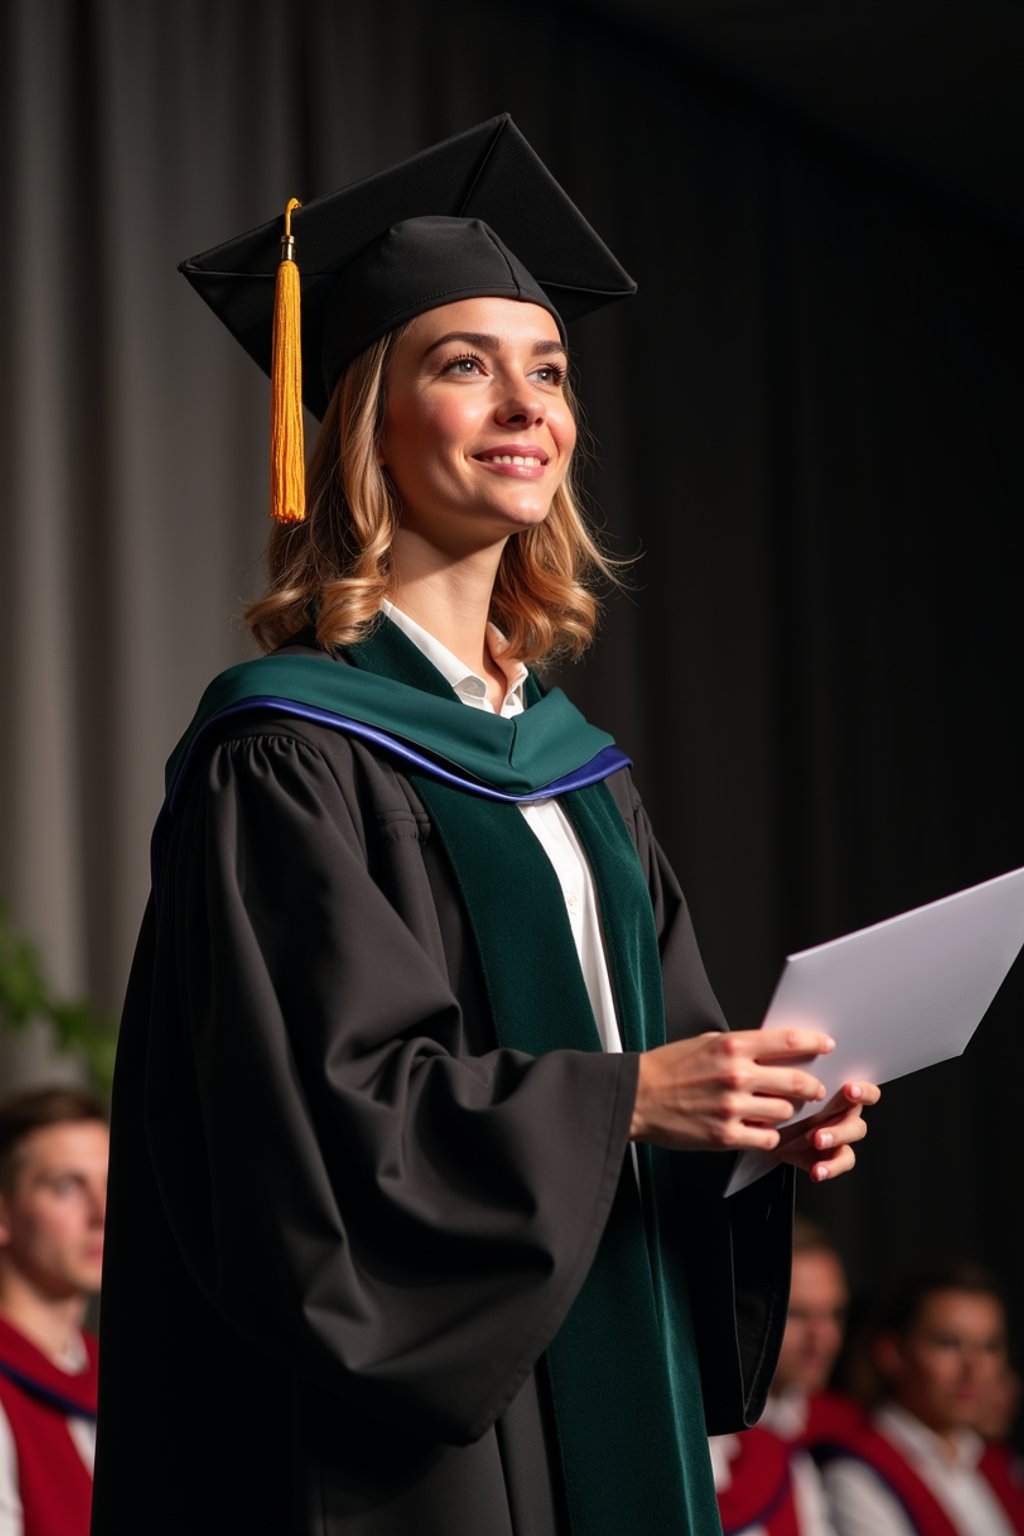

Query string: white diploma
726 865 1024 1196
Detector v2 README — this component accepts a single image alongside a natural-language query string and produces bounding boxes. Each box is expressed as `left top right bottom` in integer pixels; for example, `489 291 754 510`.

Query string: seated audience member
823 1261 1024 1535
761 1217 864 1453
0 1088 108 1536
976 1363 1021 1444
711 1218 854 1535
976 1365 1024 1527
711 1421 837 1536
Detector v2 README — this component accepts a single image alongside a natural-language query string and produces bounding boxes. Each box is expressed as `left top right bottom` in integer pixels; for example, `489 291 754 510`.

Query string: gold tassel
270 197 306 524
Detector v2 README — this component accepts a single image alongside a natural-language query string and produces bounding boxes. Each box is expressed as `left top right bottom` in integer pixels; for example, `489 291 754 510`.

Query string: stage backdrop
2 0 1022 1329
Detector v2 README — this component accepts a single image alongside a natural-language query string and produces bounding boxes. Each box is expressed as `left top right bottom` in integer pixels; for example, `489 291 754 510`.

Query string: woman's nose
495 379 545 427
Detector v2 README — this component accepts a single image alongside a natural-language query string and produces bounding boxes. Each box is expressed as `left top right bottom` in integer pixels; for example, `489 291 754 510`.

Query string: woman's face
378 297 576 555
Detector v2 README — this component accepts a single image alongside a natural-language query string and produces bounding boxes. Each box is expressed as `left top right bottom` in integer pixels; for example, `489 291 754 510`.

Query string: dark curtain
2 0 1022 1327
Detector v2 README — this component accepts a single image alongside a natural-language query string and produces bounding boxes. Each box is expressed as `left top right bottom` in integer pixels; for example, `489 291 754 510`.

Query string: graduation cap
180 114 636 523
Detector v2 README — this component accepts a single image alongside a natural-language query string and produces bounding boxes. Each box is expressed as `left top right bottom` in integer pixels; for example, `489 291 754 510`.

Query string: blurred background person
975 1362 1022 1446
0 1089 108 1536
974 1364 1024 1528
709 1216 856 1534
762 1217 863 1451
823 1261 1024 1535
711 1420 837 1536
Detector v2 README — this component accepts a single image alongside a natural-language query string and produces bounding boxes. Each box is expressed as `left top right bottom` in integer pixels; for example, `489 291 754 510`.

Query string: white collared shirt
381 602 624 1055
824 1403 1015 1536
760 1387 812 1442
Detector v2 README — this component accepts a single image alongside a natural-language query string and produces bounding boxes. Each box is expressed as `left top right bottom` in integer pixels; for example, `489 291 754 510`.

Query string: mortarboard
180 114 636 522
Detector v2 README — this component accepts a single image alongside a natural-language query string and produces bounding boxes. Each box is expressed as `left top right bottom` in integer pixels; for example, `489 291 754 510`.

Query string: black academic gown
91 655 792 1536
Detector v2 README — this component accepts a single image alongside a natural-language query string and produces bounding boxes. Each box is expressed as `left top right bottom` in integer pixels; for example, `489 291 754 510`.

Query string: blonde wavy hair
245 322 617 666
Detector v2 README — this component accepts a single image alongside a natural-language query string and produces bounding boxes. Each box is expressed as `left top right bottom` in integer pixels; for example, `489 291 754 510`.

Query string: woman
92 117 878 1536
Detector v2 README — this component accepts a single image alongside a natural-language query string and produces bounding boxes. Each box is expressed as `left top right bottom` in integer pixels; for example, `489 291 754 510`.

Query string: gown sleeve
605 769 795 1432
142 726 637 1447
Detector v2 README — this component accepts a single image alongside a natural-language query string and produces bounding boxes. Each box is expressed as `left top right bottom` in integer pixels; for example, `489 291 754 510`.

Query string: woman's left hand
775 1080 881 1183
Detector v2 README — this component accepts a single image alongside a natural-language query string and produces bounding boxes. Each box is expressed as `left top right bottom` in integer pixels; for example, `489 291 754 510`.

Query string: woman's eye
440 353 486 377
532 364 566 386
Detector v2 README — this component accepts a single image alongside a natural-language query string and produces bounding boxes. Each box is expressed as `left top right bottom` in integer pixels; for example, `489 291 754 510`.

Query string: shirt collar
761 1387 809 1439
876 1402 985 1472
381 600 527 713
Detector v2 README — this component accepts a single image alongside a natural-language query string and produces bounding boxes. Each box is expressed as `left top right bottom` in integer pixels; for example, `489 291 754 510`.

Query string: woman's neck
390 532 508 706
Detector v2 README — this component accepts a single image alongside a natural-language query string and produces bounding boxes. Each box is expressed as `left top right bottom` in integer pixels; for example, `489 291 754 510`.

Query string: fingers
750 1065 828 1109
779 1134 858 1181
807 1111 868 1152
706 1032 830 1108
631 1032 826 1153
777 1079 882 1183
786 1088 879 1152
809 1145 857 1182
741 1095 815 1127
843 1080 882 1107
732 1026 837 1062
629 1035 871 1157
721 1123 783 1153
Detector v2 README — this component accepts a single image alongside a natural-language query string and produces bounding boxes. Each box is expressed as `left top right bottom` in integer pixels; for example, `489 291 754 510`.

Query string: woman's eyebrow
423 331 498 355
423 331 569 360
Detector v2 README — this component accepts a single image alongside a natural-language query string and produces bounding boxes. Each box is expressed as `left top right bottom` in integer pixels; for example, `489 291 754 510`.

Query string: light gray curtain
3 0 285 1080
0 0 576 1083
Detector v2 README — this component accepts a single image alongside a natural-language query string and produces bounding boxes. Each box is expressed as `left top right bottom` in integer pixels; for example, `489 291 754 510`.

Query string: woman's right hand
629 1028 835 1152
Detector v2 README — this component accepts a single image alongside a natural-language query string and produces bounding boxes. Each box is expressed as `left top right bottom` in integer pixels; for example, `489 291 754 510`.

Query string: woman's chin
478 490 557 534
398 499 554 555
